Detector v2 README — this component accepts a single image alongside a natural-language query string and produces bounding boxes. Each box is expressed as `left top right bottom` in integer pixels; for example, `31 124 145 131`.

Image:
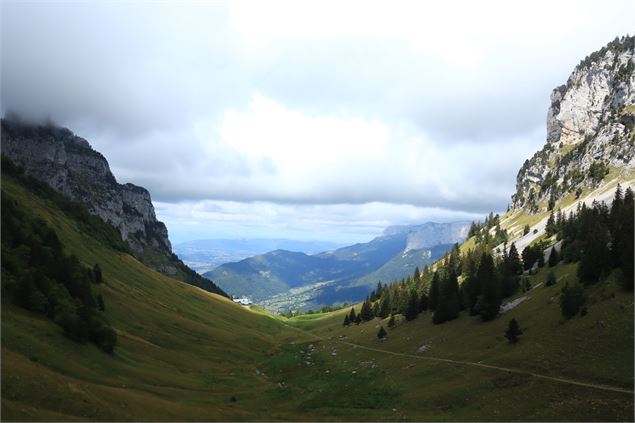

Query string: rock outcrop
513 35 635 211
1 118 227 296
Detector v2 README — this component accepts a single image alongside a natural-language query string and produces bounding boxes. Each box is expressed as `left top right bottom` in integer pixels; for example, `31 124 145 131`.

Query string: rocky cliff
382 222 470 252
1 118 227 296
513 35 635 211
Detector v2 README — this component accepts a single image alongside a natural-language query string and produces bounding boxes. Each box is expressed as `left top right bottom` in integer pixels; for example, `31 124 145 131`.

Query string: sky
2 0 634 244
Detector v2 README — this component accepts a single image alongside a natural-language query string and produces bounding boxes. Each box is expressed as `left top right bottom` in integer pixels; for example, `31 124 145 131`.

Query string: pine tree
505 318 522 343
578 222 611 285
404 290 419 321
377 326 387 339
546 210 556 236
507 243 522 275
387 314 395 328
559 282 586 318
477 253 501 321
414 266 421 281
548 247 559 267
348 307 356 324
378 294 391 318
93 263 103 284
360 300 374 321
343 314 350 326
97 293 105 311
429 272 440 311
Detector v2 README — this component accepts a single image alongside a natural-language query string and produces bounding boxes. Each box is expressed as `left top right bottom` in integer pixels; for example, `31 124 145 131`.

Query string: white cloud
2 0 634 243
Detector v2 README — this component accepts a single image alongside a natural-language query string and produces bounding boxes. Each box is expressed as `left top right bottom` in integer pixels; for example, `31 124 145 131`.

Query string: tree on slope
505 318 522 343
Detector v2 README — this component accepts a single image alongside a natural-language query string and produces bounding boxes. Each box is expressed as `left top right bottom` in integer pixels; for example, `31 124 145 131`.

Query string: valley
1 16 634 423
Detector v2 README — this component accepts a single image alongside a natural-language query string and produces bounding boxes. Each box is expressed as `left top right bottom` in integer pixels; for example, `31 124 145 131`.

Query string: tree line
1 190 117 353
344 186 633 327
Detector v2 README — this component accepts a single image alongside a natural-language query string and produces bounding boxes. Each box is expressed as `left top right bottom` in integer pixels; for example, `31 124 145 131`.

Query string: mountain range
173 238 345 273
1 34 633 421
204 221 469 311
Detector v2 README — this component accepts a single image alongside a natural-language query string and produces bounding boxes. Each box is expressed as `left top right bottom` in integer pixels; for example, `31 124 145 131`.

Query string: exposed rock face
513 35 635 210
1 119 173 263
382 221 470 252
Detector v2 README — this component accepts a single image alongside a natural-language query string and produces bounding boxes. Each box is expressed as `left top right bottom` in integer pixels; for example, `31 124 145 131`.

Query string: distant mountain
204 221 469 311
174 238 344 273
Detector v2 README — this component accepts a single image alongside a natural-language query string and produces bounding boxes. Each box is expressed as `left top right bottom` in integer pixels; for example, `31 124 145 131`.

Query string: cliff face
513 35 635 211
382 222 470 252
1 119 173 266
1 119 227 296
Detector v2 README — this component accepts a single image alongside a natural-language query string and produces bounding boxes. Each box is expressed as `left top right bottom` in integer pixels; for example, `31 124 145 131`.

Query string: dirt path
282 322 634 396
335 339 634 395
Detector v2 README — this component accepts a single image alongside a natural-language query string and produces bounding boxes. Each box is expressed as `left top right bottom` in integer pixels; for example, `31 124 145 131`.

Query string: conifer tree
378 294 391 318
93 263 103 284
546 210 557 236
377 326 387 339
343 314 350 326
477 253 501 321
405 290 419 321
97 293 105 311
548 247 559 267
505 318 522 343
348 307 356 323
360 299 374 321
387 314 395 328
429 272 440 311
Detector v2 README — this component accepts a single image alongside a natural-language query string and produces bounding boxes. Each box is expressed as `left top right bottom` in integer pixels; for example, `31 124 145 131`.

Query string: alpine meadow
1 2 634 422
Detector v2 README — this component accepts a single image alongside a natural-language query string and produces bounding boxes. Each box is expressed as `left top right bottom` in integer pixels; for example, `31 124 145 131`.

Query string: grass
2 173 634 421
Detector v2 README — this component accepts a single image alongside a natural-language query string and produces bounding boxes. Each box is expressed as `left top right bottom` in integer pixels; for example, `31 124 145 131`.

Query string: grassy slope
2 173 633 421
0 175 315 421
284 264 634 421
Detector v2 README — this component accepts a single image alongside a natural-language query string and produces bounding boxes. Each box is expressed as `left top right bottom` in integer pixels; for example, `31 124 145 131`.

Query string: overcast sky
2 1 634 244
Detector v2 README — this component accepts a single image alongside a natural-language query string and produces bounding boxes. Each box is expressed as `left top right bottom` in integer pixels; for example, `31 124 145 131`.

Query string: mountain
513 35 635 211
173 238 344 273
2 36 634 422
0 118 226 296
205 221 469 311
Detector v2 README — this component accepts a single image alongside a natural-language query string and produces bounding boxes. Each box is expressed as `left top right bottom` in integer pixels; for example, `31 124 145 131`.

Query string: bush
546 271 557 287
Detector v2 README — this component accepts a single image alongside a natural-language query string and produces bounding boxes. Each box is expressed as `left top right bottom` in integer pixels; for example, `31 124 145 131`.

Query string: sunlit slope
0 174 314 421
284 263 634 421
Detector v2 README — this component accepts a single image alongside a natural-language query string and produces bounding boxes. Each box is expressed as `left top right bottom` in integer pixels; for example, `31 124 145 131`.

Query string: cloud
2 0 634 242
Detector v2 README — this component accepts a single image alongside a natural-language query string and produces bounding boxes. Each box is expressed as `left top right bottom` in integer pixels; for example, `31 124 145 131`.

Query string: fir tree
97 293 105 311
360 300 374 321
429 272 440 311
546 210 557 236
404 290 419 321
343 314 350 326
505 318 522 343
348 307 356 324
548 247 559 267
477 253 501 321
559 283 586 318
93 263 103 284
378 294 391 318
377 326 387 339
387 314 395 328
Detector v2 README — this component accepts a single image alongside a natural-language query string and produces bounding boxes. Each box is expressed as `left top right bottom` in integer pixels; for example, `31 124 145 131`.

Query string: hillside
2 166 632 421
204 222 468 311
0 119 225 296
174 238 344 273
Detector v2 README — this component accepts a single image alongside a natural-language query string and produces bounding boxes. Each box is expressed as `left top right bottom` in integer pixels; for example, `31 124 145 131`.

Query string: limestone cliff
1 118 227 296
513 35 635 211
